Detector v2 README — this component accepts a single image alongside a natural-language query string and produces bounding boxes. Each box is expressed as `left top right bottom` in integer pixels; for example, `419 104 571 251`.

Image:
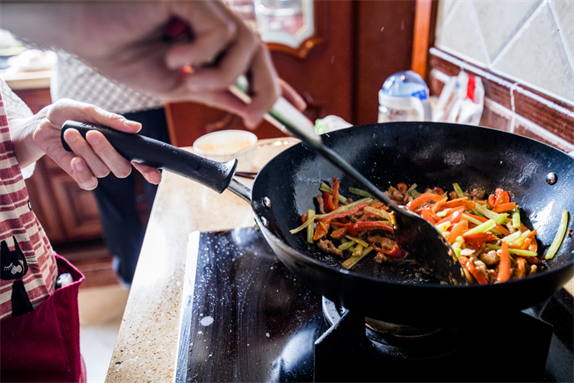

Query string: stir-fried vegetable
293 179 569 284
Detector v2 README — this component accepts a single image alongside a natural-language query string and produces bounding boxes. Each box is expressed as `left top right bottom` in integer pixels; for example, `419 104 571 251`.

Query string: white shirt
51 52 163 114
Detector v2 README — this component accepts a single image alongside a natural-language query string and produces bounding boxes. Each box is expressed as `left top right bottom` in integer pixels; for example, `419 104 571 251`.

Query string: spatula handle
60 120 237 194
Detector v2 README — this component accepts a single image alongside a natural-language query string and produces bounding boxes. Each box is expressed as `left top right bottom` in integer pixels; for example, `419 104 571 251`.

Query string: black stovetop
175 228 573 383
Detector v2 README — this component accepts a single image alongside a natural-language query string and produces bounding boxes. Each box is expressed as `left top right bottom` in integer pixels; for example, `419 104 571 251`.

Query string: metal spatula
230 77 468 285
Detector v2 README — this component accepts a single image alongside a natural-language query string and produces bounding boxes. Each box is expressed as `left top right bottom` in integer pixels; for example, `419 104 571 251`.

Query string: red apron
1 254 86 382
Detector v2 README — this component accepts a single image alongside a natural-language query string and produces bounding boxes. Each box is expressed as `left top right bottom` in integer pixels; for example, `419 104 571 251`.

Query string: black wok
62 121 574 327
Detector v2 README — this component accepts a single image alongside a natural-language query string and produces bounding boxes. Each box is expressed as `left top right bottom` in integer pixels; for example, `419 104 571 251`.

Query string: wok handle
60 120 237 194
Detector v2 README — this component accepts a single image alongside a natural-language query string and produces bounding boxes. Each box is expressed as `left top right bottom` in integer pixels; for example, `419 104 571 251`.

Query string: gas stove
175 228 573 382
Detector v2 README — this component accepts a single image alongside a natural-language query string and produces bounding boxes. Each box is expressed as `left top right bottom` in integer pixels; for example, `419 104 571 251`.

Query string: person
0 1 305 381
51 52 172 286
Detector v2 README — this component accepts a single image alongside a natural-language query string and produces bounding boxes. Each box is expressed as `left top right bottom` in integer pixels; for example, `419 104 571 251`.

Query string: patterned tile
492 2 574 102
473 0 541 60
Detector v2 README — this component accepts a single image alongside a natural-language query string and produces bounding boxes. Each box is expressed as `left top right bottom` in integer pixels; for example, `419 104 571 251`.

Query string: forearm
0 3 83 54
9 111 48 169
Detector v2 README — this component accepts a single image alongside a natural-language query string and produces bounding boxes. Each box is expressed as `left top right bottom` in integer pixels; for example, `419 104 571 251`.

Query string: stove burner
176 229 572 383
317 297 553 382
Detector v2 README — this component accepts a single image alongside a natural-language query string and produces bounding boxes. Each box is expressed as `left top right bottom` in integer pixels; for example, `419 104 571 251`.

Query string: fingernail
74 159 85 171
66 130 78 142
123 120 141 129
88 132 100 144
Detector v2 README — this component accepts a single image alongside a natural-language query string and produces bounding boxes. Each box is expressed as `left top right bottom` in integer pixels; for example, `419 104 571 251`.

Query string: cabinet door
165 0 355 147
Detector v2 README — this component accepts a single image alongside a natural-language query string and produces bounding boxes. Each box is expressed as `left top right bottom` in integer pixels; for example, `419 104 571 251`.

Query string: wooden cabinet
15 87 104 244
166 0 417 147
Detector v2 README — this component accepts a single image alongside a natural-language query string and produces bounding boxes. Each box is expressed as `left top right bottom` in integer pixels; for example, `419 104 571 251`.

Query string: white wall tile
551 0 574 64
492 2 574 102
435 1 490 66
472 0 540 60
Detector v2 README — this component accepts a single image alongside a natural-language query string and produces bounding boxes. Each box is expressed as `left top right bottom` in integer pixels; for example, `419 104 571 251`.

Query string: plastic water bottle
378 70 432 123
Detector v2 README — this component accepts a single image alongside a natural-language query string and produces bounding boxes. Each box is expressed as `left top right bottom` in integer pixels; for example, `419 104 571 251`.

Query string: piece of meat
471 257 489 281
478 250 500 266
514 258 527 279
317 239 343 258
506 222 516 234
367 235 396 251
316 194 326 214
469 188 486 200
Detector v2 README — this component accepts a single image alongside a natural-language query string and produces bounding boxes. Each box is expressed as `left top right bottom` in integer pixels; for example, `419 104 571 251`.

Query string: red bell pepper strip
322 203 369 224
312 222 329 241
464 232 498 247
461 257 488 285
448 220 468 244
330 226 348 240
420 208 437 224
497 241 511 283
301 213 308 223
436 206 466 225
494 188 511 205
492 202 517 213
382 245 406 258
332 177 340 209
323 192 337 212
348 221 394 236
434 197 476 213
406 193 443 211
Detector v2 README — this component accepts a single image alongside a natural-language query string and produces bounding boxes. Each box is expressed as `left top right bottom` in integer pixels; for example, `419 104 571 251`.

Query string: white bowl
193 130 258 163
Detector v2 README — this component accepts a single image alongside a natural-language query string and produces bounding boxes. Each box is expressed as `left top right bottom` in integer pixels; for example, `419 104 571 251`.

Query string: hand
2 1 290 128
10 99 162 190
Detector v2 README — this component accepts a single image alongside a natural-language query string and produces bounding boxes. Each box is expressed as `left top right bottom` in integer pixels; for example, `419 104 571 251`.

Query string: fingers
63 129 132 180
166 1 237 70
70 157 98 191
279 79 307 112
47 98 142 134
242 45 281 128
131 162 162 185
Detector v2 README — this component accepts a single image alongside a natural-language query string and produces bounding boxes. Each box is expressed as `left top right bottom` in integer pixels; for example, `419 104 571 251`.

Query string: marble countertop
105 140 574 382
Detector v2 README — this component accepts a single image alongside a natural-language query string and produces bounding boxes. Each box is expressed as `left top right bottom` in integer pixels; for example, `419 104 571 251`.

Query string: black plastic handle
61 120 237 194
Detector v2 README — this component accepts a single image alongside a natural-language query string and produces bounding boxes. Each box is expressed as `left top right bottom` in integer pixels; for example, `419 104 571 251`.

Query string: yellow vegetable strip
342 247 374 270
545 210 570 260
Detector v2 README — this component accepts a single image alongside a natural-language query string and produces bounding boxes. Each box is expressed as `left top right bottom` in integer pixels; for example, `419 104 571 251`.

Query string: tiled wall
431 0 573 151
435 0 573 104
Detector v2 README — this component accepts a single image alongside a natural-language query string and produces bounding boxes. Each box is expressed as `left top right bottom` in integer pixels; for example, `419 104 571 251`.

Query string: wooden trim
428 47 574 150
267 36 324 60
411 0 438 80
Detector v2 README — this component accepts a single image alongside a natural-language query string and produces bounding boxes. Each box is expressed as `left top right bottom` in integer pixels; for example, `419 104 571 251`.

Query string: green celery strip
342 247 374 270
474 203 500 220
512 208 521 229
462 213 483 226
306 209 316 243
315 198 373 220
463 219 496 236
364 206 393 222
436 210 449 218
435 221 452 233
501 231 522 243
344 235 369 248
352 244 364 257
485 244 538 257
348 187 374 199
407 184 421 198
545 210 570 260
338 240 356 251
452 183 466 198
320 183 348 205
289 209 315 234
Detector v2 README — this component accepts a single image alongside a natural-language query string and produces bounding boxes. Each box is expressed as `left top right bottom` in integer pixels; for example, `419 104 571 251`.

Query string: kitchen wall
430 0 573 151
